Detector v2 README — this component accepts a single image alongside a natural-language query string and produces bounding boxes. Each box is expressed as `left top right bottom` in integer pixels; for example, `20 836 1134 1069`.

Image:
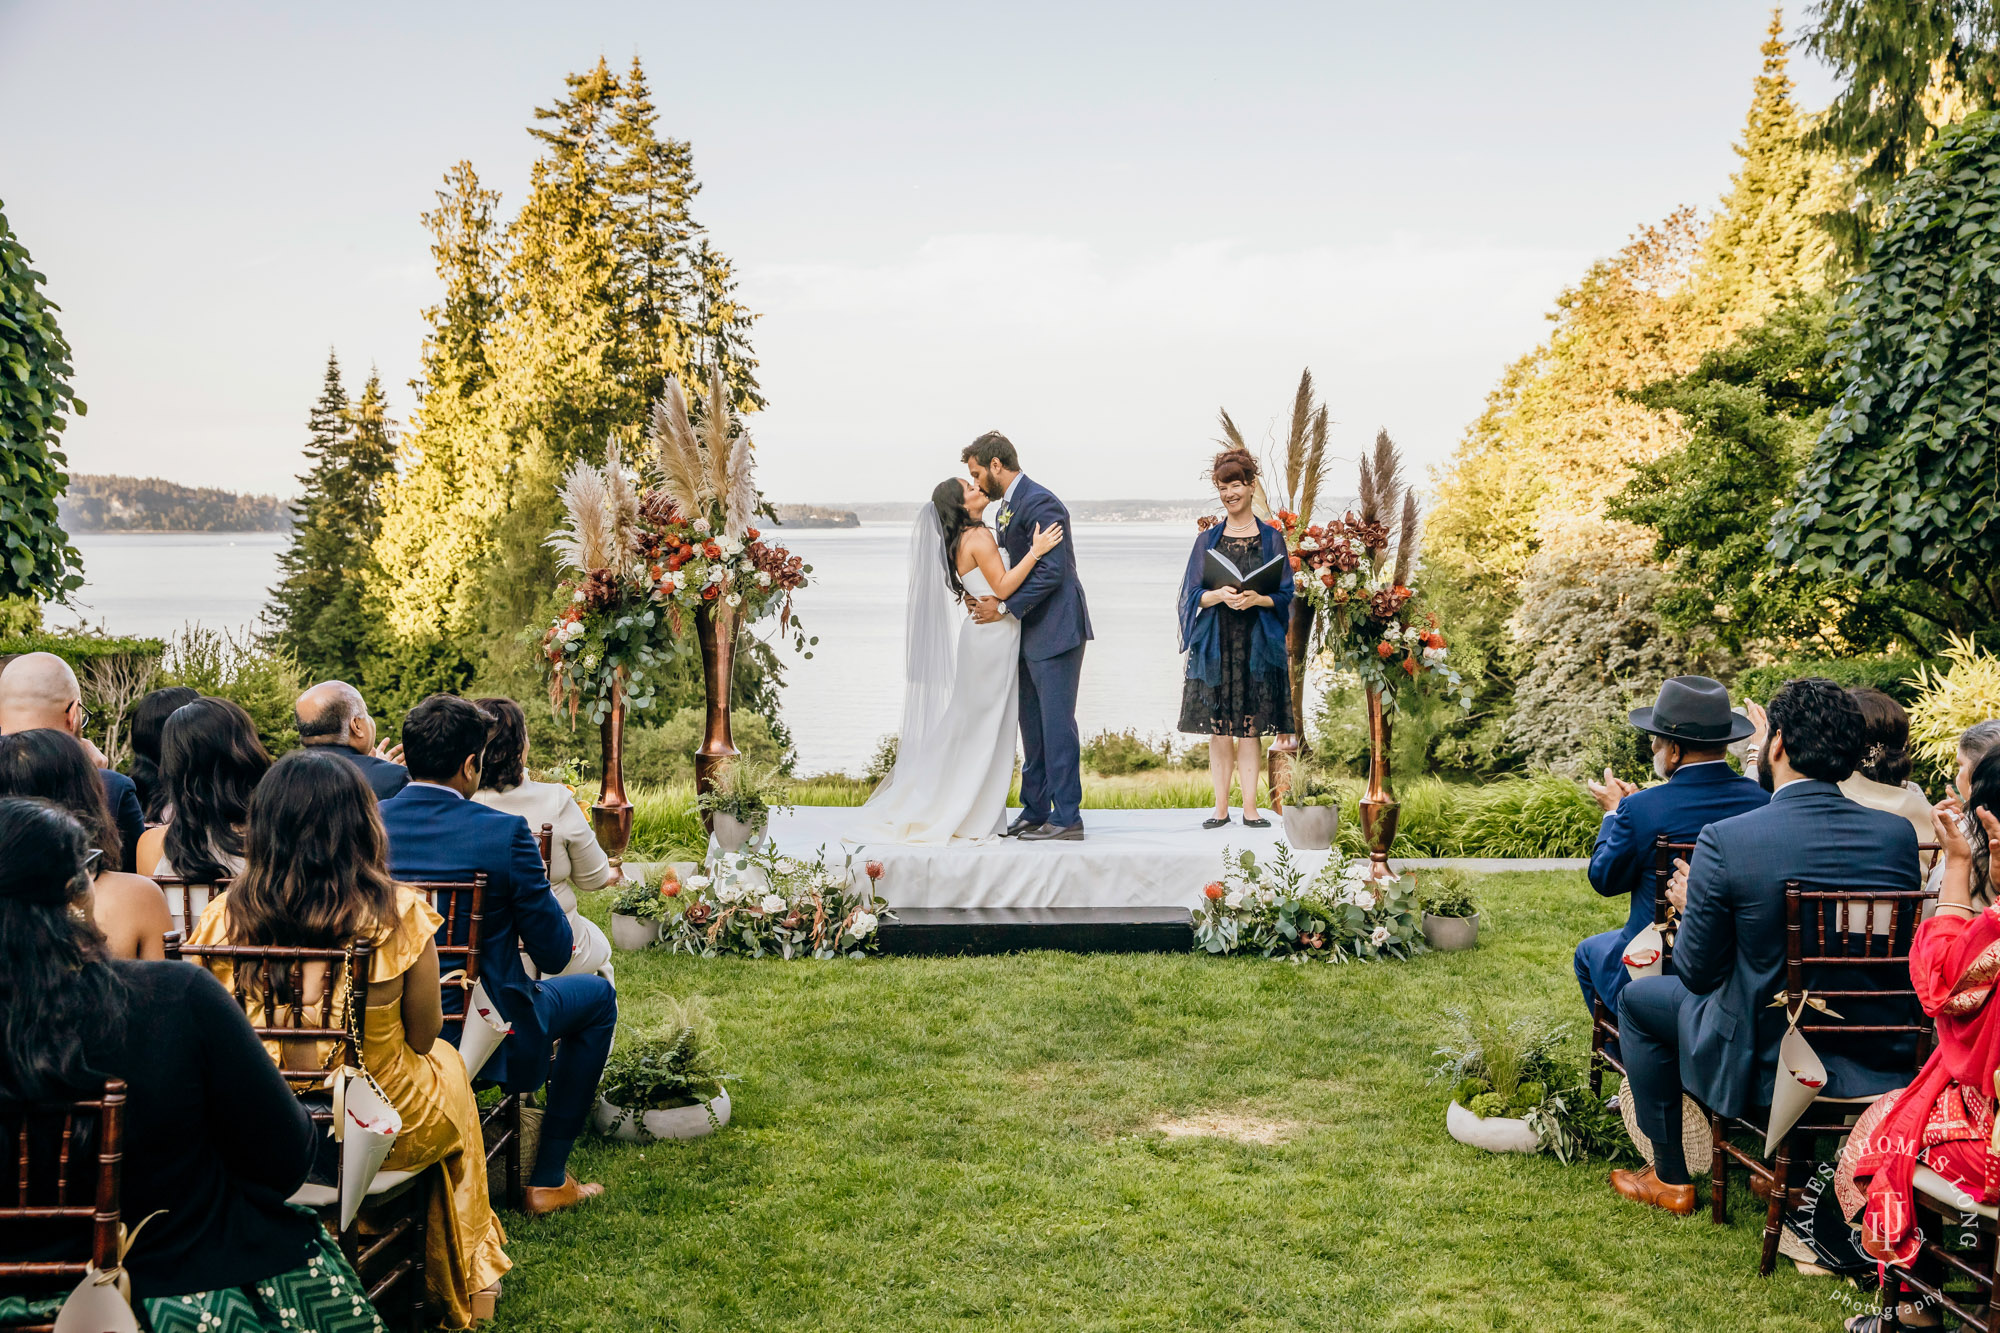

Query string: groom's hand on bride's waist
968 595 1006 624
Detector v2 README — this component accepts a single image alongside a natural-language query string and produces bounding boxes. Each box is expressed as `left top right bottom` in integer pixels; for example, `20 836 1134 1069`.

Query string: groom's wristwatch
996 600 1008 617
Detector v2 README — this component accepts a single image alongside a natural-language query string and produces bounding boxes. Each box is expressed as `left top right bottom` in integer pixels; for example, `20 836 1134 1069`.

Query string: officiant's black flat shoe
1240 817 1272 829
1202 816 1231 830
1020 822 1084 842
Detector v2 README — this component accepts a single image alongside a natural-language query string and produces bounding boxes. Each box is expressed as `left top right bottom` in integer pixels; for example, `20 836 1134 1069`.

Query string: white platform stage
766 807 1341 911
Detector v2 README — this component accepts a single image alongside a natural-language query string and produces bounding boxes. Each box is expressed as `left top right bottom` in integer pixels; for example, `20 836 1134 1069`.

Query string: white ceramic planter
1445 1099 1541 1154
1422 912 1479 952
592 1088 731 1142
712 812 764 853
1282 803 1339 850
609 912 660 952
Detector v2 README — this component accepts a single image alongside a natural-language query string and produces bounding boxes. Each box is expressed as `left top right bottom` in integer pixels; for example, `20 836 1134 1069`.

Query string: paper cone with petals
1764 1022 1827 1156
1622 924 1665 979
54 1269 139 1333
337 1069 402 1230
456 979 512 1082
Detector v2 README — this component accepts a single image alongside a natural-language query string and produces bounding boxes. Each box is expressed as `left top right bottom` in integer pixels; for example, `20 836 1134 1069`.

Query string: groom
965 432 1092 841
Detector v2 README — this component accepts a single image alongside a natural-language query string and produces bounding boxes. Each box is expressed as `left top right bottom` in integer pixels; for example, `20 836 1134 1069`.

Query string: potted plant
609 869 675 951
1430 1008 1618 1162
696 760 792 852
1278 751 1341 850
591 997 734 1141
1418 869 1480 951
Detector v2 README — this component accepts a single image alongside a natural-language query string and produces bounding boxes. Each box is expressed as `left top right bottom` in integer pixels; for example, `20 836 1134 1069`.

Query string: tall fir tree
265 356 398 680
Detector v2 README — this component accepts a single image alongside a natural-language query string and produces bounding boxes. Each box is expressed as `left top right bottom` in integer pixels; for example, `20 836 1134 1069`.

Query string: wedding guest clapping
186 748 511 1326
0 797 388 1331
136 697 269 880
1177 448 1293 829
126 685 198 823
0 729 171 960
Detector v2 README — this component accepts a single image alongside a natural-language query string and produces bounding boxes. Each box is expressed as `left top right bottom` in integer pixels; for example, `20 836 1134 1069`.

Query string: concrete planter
712 812 764 853
1446 1099 1540 1154
1422 911 1479 952
1282 803 1339 850
609 912 660 952
592 1088 731 1142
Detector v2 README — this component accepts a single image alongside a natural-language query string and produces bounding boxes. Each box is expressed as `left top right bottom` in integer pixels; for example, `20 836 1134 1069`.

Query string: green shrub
0 598 41 637
1083 728 1174 776
1735 652 1926 707
1418 868 1478 918
1456 774 1601 858
597 996 729 1117
625 784 707 863
1908 635 2000 779
864 733 898 783
156 626 303 757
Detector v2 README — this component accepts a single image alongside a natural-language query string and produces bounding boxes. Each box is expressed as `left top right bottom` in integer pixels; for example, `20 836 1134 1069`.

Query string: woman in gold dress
187 748 511 1327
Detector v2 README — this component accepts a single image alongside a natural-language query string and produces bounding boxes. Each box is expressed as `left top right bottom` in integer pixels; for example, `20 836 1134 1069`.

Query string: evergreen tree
0 199 86 609
265 356 398 680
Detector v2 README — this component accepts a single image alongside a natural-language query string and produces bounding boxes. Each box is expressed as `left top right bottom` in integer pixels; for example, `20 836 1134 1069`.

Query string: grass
486 873 1851 1332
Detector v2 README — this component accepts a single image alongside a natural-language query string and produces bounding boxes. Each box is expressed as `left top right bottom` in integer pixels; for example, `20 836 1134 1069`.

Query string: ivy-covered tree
0 199 85 608
265 356 399 679
1774 110 2000 634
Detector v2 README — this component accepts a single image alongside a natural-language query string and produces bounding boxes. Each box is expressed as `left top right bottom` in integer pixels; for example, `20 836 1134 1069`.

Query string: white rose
707 565 726 585
757 571 772 587
759 893 786 915
1369 925 1391 946
1341 572 1358 589
715 881 742 904
688 875 711 891
572 590 586 603
777 857 802 875
694 517 711 534
1257 887 1276 905
1299 536 1320 551
725 592 742 608
1224 889 1246 910
848 910 878 939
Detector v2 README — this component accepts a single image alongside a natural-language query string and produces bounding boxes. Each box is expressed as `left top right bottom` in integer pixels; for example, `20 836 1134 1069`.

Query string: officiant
1178 447 1295 829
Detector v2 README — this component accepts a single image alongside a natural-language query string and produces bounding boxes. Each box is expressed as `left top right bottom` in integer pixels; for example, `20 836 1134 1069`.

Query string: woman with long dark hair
0 729 171 959
473 696 614 978
135 696 269 879
1177 447 1294 828
187 748 511 1326
848 477 1063 843
0 797 386 1330
125 684 199 823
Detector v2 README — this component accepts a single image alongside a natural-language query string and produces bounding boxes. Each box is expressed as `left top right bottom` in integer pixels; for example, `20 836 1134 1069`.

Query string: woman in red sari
1837 748 2000 1331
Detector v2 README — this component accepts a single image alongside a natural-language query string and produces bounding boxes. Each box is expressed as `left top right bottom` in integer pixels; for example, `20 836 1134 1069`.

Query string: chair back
1784 879 1936 1070
151 874 230 935
536 822 553 871
408 876 488 1007
0 1080 125 1291
167 938 375 1087
1650 836 1698 958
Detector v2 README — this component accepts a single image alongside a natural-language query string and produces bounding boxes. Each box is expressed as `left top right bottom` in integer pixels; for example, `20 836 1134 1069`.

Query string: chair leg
506 1094 523 1211
409 1180 429 1333
1708 1113 1728 1224
1588 1002 1605 1098
1759 1137 1791 1277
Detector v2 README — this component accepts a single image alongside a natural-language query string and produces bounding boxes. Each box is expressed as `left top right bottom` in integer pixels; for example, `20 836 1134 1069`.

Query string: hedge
1734 653 1925 706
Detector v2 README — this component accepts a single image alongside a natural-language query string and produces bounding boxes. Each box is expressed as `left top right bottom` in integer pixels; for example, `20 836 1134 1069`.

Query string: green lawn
489 873 1859 1332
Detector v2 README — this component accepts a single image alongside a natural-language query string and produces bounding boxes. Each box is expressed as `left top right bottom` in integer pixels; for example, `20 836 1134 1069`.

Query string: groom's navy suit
997 475 1092 828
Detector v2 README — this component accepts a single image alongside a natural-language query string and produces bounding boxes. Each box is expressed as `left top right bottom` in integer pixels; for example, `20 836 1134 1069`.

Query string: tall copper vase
591 671 634 869
1358 685 1399 883
1266 596 1316 812
693 601 740 831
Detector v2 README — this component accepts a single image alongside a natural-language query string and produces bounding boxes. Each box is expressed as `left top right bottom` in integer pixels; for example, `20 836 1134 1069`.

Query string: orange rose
701 586 720 601
1204 881 1225 900
1321 573 1335 588
1402 657 1417 676
1377 641 1394 659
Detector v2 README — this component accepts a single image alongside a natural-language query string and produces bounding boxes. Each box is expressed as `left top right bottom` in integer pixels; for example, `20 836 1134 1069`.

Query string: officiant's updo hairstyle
931 478 977 599
1211 447 1258 488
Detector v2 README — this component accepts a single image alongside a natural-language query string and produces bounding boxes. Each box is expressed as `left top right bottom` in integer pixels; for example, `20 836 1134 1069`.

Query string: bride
848 477 1064 844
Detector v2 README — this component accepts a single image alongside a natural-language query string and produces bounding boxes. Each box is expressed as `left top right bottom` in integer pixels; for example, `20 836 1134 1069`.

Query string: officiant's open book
1202 547 1285 596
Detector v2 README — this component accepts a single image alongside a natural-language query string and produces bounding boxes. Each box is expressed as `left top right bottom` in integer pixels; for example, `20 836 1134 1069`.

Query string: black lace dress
1178 532 1295 739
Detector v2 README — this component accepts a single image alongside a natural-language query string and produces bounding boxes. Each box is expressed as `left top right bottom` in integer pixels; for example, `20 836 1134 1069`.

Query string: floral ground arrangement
489 873 1851 1332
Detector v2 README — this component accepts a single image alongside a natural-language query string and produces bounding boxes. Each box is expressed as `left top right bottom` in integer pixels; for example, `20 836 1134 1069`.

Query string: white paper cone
1622 924 1666 980
1764 1024 1828 1156
339 1073 402 1230
456 980 512 1082
54 1269 140 1333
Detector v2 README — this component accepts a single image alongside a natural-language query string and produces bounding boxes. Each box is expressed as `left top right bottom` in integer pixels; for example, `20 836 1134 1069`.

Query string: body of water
50 523 1201 776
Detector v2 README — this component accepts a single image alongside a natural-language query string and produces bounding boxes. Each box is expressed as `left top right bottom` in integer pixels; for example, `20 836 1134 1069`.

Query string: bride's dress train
848 556 1019 845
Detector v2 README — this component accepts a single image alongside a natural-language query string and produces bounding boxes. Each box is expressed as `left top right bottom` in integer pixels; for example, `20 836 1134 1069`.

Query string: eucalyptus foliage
0 200 84 603
1775 111 2000 633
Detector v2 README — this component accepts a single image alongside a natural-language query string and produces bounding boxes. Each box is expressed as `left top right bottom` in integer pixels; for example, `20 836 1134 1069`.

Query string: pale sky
0 1 1835 503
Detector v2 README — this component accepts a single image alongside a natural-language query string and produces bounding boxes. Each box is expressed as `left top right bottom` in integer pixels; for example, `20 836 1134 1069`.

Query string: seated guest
0 798 387 1330
379 694 615 1216
472 695 615 978
0 651 144 869
1575 676 1767 1022
0 729 171 959
1612 677 1922 1215
188 749 509 1326
1840 687 1937 846
126 684 199 823
1952 719 2000 803
295 679 409 800
136 696 270 880
1834 753 2000 1331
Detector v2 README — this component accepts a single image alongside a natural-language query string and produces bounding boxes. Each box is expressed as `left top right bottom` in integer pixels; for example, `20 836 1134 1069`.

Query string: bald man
0 651 146 871
295 680 408 801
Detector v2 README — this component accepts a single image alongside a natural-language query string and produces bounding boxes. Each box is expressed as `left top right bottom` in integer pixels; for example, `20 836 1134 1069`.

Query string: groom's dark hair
963 432 1019 472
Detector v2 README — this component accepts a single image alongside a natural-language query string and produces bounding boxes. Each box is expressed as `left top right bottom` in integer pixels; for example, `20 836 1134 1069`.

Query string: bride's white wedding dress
848 523 1020 845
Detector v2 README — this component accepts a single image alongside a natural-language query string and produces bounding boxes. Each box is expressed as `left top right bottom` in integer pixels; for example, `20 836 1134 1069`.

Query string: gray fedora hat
1628 675 1755 745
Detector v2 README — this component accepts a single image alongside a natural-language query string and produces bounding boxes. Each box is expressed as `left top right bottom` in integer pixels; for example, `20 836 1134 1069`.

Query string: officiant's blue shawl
1178 518 1294 687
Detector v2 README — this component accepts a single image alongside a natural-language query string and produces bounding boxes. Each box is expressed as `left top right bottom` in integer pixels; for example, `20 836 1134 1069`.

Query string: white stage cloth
767 806 1341 910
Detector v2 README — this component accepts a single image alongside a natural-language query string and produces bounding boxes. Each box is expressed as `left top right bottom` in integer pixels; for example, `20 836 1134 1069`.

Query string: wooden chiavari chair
167 937 426 1329
1589 836 1696 1095
0 1080 125 1333
147 874 229 936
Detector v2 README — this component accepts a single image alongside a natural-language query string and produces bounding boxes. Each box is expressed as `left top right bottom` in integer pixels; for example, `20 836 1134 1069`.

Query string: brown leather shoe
1609 1165 1697 1216
522 1174 605 1216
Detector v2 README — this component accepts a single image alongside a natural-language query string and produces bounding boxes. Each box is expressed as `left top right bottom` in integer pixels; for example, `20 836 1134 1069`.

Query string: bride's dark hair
931 478 978 598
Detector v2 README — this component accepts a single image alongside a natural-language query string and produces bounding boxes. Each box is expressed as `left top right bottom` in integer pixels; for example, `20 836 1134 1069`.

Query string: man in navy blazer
1574 676 1768 1024
1611 678 1923 1215
294 680 409 801
379 694 616 1216
964 432 1093 840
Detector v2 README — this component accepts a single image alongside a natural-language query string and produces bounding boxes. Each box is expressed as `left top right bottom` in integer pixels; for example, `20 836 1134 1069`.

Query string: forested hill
59 474 292 532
